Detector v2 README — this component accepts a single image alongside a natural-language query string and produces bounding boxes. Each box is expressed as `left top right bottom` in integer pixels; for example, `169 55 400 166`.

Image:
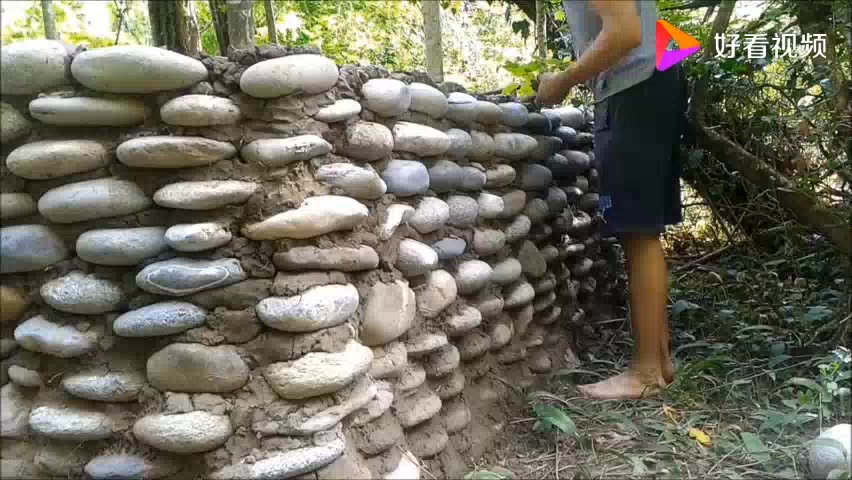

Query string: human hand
536 70 574 107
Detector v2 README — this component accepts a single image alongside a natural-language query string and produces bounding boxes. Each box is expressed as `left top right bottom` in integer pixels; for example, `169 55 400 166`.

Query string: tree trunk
148 0 178 50
226 0 254 50
176 0 201 56
208 0 230 54
422 0 443 83
535 0 546 59
41 0 58 40
263 0 277 44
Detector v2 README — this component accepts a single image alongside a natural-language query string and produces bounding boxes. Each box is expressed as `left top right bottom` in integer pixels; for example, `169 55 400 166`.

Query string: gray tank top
561 0 657 102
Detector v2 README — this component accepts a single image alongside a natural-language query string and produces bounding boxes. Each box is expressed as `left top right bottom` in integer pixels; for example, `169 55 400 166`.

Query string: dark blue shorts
594 65 686 236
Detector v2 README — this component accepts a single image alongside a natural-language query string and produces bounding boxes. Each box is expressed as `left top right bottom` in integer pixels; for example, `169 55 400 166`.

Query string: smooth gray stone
273 245 379 272
409 83 448 118
392 121 450 157
409 197 450 234
29 406 113 441
499 102 529 127
477 192 504 219
315 98 361 123
0 339 17 358
40 271 124 315
1 40 69 95
146 344 248 393
501 190 526 218
61 371 146 402
8 365 40 388
85 455 146 480
518 241 547 278
133 411 233 453
381 160 430 197
240 54 339 98
0 225 68 274
490 258 522 285
485 165 516 188
263 340 373 398
71 46 208 94
475 100 503 124
15 315 96 358
160 94 241 126
446 195 478 228
6 140 111 180
29 96 146 126
432 238 466 260
504 281 535 308
505 214 531 243
0 193 37 220
117 136 236 169
114 301 207 337
472 229 506 256
38 179 151 223
241 135 332 167
136 258 246 297
76 227 167 266
446 128 472 158
548 106 586 129
360 282 416 347
445 92 478 124
520 164 553 191
153 181 258 210
428 160 462 193
0 103 31 143
454 260 492 296
362 78 411 117
524 198 550 224
468 130 495 161
165 223 232 252
341 122 394 161
546 187 568 214
459 166 486 191
493 133 538 161
257 283 359 333
316 162 387 200
242 195 368 240
396 239 438 277
1 383 31 437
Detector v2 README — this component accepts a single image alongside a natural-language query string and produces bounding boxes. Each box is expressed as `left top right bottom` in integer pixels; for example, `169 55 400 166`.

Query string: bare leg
578 232 669 399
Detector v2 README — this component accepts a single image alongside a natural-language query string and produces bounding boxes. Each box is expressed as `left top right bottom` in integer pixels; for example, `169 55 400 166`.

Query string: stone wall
0 39 619 479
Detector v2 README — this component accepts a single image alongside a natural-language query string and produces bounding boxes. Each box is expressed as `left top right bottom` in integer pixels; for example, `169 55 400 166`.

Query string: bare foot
662 361 675 385
577 370 665 400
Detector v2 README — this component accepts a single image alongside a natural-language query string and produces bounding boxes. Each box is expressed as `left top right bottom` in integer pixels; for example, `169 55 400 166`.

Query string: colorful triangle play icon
655 20 701 71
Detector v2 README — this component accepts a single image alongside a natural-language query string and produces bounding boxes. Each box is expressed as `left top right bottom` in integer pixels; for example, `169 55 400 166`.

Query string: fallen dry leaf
688 427 712 447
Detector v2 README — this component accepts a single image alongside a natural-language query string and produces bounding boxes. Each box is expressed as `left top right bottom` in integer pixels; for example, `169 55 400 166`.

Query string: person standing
537 0 687 400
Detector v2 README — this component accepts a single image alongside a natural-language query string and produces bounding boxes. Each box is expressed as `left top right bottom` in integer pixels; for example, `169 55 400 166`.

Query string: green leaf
787 377 825 394
740 432 771 463
532 404 577 436
805 306 833 323
672 300 701 317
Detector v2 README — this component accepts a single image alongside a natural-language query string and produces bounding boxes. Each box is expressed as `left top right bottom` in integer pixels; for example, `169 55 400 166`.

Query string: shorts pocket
593 99 610 132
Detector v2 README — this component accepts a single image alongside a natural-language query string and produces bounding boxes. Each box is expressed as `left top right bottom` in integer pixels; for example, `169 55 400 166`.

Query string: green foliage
500 57 572 97
531 404 577 436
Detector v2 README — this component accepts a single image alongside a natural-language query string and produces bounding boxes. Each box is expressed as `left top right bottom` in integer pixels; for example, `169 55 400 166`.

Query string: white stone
446 128 472 158
71 46 208 94
409 83 448 118
61 371 146 402
392 121 450 157
133 411 233 454
445 92 478 125
117 136 236 169
385 450 421 480
38 178 151 223
362 78 411 117
396 239 439 277
242 195 368 240
136 258 246 297
160 94 241 126
262 340 373 399
241 135 331 167
29 96 146 126
475 101 503 124
165 222 232 252
341 121 394 161
257 283 360 333
468 130 495 160
409 197 450 234
417 270 457 319
6 140 111 180
0 103 31 144
378 204 415 241
494 133 538 160
0 193 36 220
1 40 69 95
113 301 207 337
153 180 257 210
315 163 387 200
1 225 68 274
1 384 32 438
29 406 113 441
240 54 339 98
477 192 505 219
315 98 362 123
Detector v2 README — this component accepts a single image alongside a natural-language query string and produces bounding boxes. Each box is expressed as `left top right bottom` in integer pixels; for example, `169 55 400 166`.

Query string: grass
469 244 851 480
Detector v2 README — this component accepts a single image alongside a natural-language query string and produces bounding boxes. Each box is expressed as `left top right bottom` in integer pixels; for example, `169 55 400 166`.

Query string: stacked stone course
0 39 618 479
